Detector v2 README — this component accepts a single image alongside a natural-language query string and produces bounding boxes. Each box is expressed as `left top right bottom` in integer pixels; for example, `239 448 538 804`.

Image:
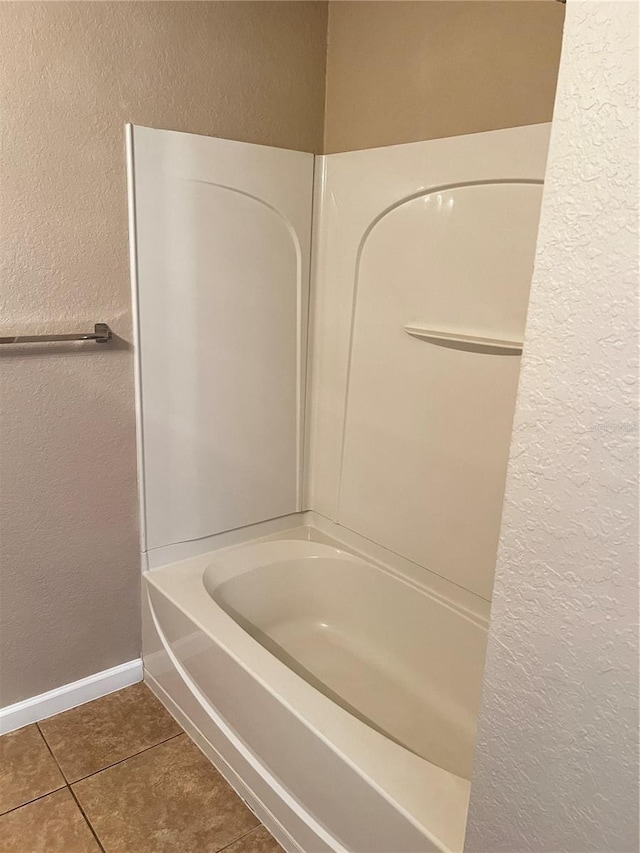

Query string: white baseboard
0 658 143 735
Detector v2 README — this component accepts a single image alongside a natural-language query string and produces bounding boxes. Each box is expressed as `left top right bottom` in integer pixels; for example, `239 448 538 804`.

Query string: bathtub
143 525 488 853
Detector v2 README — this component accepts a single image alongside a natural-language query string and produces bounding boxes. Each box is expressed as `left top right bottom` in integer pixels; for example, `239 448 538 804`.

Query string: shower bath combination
128 121 550 852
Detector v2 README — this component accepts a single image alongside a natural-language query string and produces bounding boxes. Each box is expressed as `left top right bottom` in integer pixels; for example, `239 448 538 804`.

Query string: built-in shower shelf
404 325 523 354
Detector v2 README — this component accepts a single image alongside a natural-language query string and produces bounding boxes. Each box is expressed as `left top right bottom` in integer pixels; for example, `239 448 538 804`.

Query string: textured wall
465 2 639 851
0 1 327 707
324 0 564 153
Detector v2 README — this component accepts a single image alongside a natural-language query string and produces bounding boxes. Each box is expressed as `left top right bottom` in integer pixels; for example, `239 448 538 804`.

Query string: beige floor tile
39 681 181 781
73 734 259 852
0 788 100 853
0 724 65 814
222 826 284 853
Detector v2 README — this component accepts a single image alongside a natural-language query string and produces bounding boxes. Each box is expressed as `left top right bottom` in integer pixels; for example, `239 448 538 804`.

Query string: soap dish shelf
404 325 523 355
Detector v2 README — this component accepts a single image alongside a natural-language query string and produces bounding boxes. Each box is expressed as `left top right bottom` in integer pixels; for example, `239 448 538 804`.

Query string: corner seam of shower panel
302 154 328 511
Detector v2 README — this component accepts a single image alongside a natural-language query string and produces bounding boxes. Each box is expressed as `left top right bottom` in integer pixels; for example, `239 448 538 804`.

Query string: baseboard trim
0 658 143 735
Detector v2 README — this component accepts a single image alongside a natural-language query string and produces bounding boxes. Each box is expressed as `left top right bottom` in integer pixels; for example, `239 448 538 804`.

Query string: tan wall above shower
0 1 327 709
324 1 565 153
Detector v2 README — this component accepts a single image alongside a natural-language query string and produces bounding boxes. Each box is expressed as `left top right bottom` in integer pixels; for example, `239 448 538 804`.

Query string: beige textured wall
324 1 565 153
0 1 327 707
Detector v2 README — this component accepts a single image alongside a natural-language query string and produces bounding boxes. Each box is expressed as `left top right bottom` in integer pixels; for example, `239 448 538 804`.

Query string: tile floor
0 683 284 853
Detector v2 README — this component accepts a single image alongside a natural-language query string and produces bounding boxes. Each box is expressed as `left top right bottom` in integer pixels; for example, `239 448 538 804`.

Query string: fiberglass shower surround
129 123 549 852
131 124 547 598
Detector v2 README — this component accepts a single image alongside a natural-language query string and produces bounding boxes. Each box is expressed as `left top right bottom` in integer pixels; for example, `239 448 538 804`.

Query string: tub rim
145 525 476 853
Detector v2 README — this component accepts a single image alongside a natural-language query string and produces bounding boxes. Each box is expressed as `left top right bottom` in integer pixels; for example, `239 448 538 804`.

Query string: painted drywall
0 1 328 708
465 2 639 851
324 1 564 153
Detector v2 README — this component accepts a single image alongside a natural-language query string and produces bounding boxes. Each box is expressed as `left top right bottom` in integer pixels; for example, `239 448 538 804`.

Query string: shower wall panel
307 125 550 599
130 127 314 552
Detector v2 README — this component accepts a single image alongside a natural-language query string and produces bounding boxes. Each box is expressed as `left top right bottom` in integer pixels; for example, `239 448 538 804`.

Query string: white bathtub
143 525 488 853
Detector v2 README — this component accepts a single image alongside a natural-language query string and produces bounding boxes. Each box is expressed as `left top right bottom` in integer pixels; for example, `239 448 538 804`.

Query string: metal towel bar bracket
0 323 112 346
404 324 523 354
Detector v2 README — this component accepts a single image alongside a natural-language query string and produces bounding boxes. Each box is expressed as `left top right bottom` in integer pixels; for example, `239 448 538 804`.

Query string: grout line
35 720 183 851
0 786 67 819
69 732 185 786
67 784 106 853
35 719 74 783
215 824 263 853
2 726 104 849
23 721 278 853
35 721 62 759
32 722 97 845
36 713 184 786
34 721 68 780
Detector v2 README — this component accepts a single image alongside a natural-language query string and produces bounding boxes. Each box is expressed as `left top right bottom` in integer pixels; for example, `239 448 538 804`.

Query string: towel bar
0 323 112 346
